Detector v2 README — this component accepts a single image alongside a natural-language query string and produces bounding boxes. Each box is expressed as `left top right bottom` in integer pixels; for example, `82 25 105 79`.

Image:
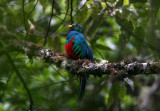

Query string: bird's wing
72 33 93 60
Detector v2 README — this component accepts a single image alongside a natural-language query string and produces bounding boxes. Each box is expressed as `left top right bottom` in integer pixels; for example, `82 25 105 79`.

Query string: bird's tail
77 74 89 103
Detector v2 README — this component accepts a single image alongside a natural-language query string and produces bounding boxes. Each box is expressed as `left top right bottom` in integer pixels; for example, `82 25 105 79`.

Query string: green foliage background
1 0 160 111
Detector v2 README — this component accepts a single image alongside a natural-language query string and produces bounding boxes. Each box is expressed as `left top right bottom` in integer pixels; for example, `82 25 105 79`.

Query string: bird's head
68 24 84 33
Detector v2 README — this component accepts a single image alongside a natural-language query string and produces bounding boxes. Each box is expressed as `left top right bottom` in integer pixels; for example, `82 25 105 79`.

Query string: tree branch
5 52 34 111
0 71 13 100
140 76 160 110
43 0 55 47
22 0 27 32
26 0 39 20
53 0 70 33
0 41 34 111
70 0 73 24
31 79 77 90
1 28 160 81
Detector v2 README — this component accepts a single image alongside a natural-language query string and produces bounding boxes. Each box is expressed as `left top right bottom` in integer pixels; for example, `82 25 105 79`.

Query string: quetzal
65 24 93 102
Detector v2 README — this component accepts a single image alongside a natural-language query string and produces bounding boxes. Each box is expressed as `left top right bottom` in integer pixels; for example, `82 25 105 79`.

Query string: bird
65 24 93 102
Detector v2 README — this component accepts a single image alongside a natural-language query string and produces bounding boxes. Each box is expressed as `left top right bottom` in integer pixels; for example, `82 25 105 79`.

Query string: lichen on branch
1 27 160 80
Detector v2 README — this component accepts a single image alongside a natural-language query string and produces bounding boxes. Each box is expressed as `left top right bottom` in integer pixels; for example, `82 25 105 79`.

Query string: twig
5 53 34 111
140 76 160 110
0 71 13 100
22 0 27 32
73 0 87 18
22 0 29 40
36 16 48 24
43 0 55 47
0 41 34 111
36 14 70 24
53 0 70 33
91 44 104 59
31 79 77 90
1 30 160 79
0 45 22 100
24 0 32 6
55 15 64 21
86 38 104 59
55 0 86 33
70 0 73 24
51 65 67 80
26 0 39 20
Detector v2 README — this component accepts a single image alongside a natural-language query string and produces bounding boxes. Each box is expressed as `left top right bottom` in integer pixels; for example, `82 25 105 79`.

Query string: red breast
65 37 79 59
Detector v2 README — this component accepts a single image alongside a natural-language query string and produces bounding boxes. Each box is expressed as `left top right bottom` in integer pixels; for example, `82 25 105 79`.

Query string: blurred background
1 0 160 111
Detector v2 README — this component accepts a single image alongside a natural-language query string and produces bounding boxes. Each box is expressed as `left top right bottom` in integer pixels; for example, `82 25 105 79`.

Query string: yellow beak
68 25 73 28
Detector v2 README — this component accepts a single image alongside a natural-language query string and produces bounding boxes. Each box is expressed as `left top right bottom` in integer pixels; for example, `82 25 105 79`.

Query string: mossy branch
1 27 160 80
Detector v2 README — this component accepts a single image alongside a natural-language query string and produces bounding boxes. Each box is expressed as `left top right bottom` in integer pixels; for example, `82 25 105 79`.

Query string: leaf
84 1 102 35
132 0 147 3
76 0 84 9
152 0 160 15
123 0 129 6
39 0 46 12
29 0 35 2
116 0 124 8
54 0 61 14
116 13 134 49
115 11 134 33
107 83 126 108
87 13 105 38
95 44 112 51
75 5 88 25
119 29 130 49
134 26 145 54
101 2 107 9
48 36 62 51
0 81 5 90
